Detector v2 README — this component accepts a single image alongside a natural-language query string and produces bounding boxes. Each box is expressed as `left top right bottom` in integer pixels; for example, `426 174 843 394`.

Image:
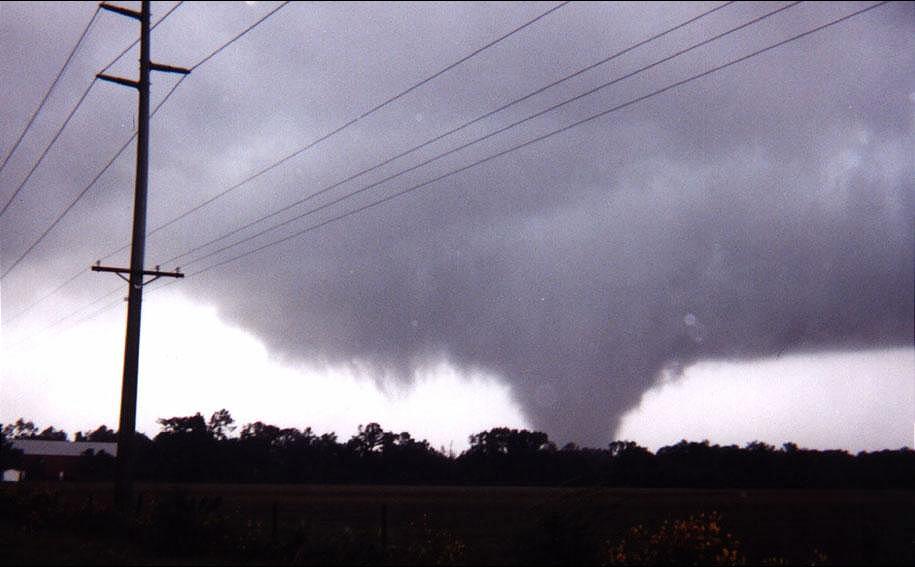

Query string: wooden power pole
93 0 189 511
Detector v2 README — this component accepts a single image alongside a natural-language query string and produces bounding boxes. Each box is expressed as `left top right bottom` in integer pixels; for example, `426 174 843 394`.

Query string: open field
2 483 913 564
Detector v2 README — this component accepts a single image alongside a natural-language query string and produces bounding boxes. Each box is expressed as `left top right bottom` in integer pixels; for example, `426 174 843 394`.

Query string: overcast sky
1 1 912 451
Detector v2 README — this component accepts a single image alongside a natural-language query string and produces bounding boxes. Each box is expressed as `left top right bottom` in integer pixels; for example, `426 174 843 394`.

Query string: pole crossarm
97 73 140 89
92 263 184 284
150 62 191 75
100 2 141 20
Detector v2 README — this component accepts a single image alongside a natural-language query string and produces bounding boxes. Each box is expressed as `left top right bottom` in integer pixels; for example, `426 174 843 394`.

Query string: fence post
380 503 388 558
272 500 278 540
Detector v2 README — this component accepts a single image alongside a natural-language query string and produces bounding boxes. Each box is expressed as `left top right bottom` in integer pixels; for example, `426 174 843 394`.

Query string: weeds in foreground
606 511 744 566
397 513 467 565
0 487 844 565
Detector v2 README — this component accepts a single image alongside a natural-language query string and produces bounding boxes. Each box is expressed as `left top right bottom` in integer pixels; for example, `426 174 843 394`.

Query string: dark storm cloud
2 2 912 445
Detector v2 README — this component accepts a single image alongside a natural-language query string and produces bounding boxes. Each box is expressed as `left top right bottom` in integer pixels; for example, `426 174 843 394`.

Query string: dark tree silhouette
207 409 236 441
2 419 39 439
3 414 913 488
0 429 24 472
75 425 118 442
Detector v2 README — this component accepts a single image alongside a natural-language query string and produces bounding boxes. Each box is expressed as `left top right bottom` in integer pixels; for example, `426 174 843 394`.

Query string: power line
159 0 738 267
186 1 889 280
3 284 124 352
0 81 97 219
119 1 573 252
190 1 291 71
5 272 186 354
7 1 889 348
0 2 185 218
0 0 571 345
0 0 767 327
0 7 100 180
6 0 571 313
4 271 181 353
166 1 799 269
0 80 184 282
1 270 85 325
0 0 628 336
0 0 291 283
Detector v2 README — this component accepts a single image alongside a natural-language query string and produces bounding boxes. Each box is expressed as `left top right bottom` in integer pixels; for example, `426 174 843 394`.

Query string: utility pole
93 0 189 511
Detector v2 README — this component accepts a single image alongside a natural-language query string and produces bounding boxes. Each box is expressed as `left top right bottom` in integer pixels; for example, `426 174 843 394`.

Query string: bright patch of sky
1 291 529 452
617 348 914 452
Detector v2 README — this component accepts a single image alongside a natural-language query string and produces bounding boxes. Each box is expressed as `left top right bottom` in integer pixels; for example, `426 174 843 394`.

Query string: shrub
396 514 467 566
606 511 744 565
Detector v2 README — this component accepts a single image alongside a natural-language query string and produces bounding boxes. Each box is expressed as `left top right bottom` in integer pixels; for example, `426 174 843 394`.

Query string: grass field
2 483 913 564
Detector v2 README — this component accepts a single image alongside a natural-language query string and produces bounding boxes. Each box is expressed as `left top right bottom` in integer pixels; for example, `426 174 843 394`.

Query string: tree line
2 411 912 488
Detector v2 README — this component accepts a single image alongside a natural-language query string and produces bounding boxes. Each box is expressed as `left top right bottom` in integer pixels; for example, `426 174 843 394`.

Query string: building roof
10 439 117 457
